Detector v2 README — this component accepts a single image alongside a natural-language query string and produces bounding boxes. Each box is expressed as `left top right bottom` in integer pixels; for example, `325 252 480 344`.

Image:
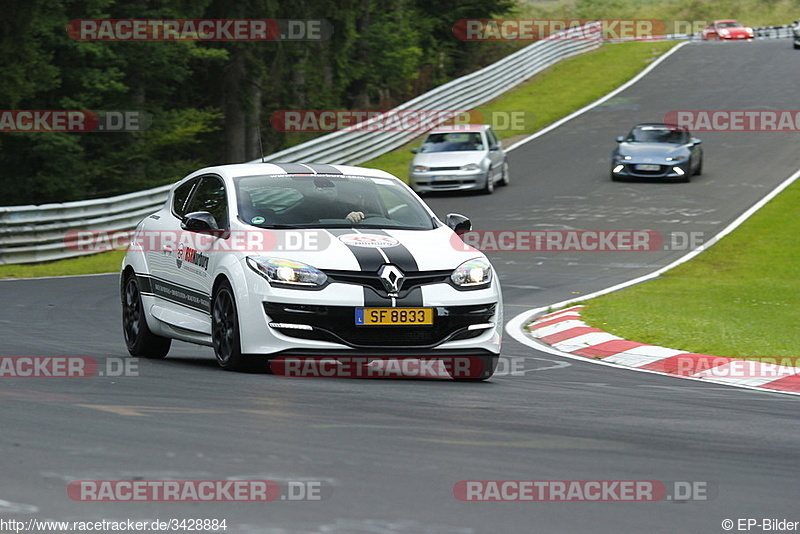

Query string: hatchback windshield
235 174 435 230
418 132 485 153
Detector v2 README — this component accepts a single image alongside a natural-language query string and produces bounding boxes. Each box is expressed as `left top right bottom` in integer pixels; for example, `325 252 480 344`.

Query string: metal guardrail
3 21 793 265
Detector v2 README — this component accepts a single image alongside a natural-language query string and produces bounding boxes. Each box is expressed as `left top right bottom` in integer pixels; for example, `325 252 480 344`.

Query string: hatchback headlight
246 257 327 287
451 258 492 288
412 165 429 173
461 163 481 171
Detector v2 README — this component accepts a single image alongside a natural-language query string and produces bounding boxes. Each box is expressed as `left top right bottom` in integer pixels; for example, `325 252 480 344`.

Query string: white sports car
120 162 502 379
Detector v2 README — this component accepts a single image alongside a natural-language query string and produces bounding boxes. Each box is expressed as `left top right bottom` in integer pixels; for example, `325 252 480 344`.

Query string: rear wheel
122 274 171 358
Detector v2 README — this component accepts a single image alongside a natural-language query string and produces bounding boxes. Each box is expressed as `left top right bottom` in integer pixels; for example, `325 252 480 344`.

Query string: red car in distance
701 20 755 40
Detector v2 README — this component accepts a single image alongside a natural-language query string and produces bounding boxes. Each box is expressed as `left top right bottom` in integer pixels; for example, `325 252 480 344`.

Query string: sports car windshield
717 21 744 28
235 174 436 230
418 132 484 153
627 127 688 144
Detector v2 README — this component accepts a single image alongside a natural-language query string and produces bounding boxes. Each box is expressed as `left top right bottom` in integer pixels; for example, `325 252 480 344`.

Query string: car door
158 174 230 332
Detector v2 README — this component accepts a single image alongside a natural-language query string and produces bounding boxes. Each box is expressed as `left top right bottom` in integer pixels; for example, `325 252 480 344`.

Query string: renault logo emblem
378 265 405 293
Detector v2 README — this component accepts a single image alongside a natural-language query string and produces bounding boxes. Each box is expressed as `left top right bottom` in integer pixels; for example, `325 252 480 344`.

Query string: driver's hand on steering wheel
346 211 365 223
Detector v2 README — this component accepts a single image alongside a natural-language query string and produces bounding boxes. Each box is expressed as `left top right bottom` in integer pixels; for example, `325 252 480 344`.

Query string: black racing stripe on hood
327 229 385 272
305 163 342 174
272 162 314 174
359 229 420 272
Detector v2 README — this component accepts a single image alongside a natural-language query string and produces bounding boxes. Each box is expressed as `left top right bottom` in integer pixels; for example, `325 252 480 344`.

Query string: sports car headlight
412 165 429 173
461 163 481 171
719 29 730 36
614 154 632 161
665 156 687 162
246 257 327 287
451 258 492 288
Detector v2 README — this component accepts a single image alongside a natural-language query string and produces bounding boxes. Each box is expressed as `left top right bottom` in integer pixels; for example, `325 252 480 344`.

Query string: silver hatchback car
409 124 509 194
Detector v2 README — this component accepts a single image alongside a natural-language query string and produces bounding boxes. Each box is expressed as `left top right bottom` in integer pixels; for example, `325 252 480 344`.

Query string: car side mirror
411 148 419 154
182 211 220 233
445 213 472 235
616 136 624 143
692 138 702 145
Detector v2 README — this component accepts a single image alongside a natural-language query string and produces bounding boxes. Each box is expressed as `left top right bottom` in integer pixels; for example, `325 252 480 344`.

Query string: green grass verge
364 40 678 180
580 179 800 359
0 249 126 279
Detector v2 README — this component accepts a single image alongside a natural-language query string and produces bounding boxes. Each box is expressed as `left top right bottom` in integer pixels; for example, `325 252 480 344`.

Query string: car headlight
665 156 687 162
614 154 632 161
246 257 327 288
412 165 429 173
461 163 481 171
451 258 492 288
719 29 730 36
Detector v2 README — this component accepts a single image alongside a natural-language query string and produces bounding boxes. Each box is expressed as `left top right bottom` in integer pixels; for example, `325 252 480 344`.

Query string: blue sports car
611 123 703 182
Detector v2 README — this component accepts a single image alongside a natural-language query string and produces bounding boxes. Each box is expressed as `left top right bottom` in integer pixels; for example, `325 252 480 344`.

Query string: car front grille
324 270 451 299
626 164 669 176
263 303 496 348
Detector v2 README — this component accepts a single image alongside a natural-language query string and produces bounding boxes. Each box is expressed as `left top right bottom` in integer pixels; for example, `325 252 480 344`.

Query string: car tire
212 280 263 372
122 274 171 359
498 161 510 186
446 354 498 381
482 168 495 194
794 42 800 49
695 158 703 176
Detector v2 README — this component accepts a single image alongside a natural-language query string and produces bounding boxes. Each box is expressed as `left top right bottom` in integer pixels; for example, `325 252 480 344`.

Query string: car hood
244 225 486 272
617 142 688 159
412 151 487 168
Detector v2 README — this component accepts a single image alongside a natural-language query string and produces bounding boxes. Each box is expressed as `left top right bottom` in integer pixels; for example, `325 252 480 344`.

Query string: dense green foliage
0 0 514 206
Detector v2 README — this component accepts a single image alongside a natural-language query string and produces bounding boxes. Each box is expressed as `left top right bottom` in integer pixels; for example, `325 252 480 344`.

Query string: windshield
418 132 485 153
718 21 744 28
235 174 436 230
627 126 688 144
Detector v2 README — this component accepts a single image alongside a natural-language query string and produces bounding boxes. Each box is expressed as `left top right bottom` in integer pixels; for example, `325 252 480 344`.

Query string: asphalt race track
2 40 800 533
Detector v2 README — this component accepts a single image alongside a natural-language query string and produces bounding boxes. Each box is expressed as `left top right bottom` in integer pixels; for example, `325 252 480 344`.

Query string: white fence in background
2 21 794 264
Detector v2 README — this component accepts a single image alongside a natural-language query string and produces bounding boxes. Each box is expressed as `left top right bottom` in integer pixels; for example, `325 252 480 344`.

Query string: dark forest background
0 0 516 206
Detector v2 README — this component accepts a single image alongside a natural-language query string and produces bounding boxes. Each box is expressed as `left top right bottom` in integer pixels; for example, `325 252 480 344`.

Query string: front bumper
237 270 503 356
611 161 689 180
409 169 487 193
